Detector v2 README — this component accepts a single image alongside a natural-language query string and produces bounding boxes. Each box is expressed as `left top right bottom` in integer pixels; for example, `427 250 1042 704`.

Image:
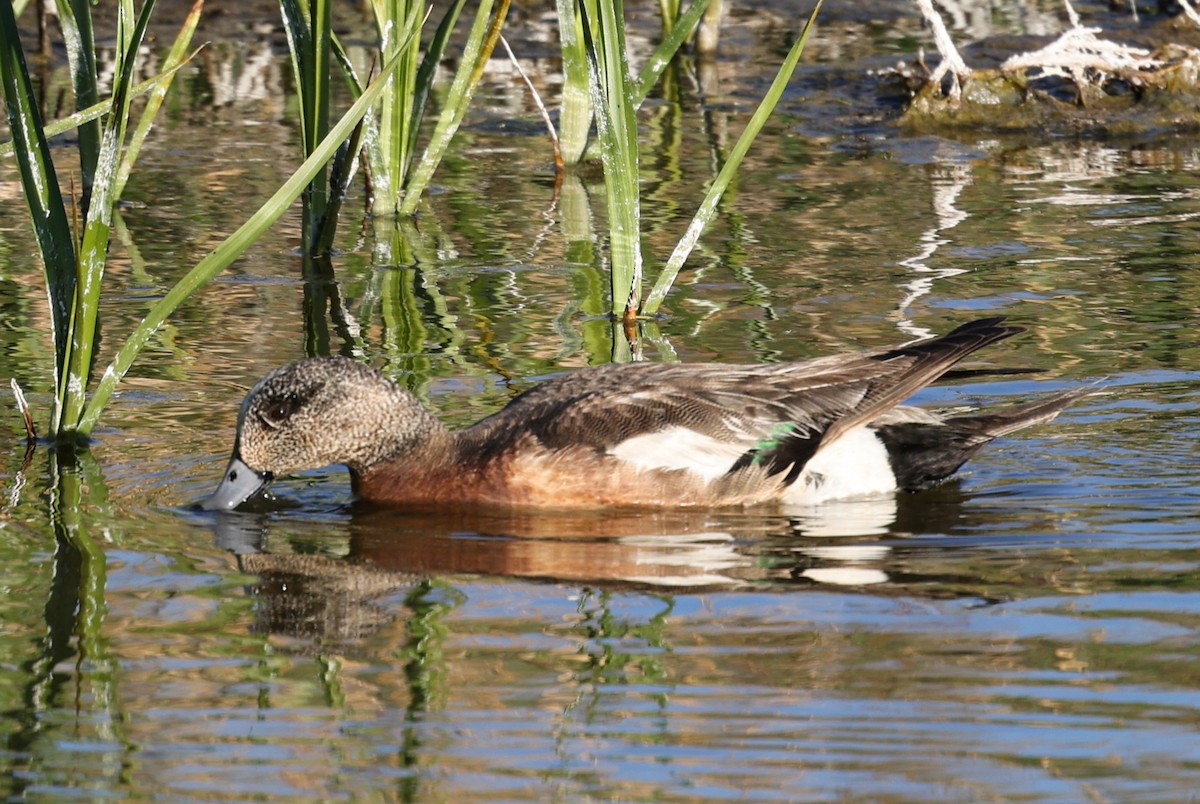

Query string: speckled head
201 356 443 511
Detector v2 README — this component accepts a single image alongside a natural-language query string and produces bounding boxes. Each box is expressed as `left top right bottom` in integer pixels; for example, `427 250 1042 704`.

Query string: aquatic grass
348 0 510 218
645 1 821 314
0 55 203 161
398 0 509 216
633 0 712 107
658 0 681 36
661 0 723 56
1 0 407 441
280 0 508 255
117 4 204 198
554 0 708 168
579 0 821 321
57 0 102 204
280 0 337 254
78 53 410 434
580 0 643 323
576 0 713 322
364 0 424 219
555 0 591 166
281 0 378 255
58 0 158 437
0 0 167 442
1 0 199 439
0 0 76 384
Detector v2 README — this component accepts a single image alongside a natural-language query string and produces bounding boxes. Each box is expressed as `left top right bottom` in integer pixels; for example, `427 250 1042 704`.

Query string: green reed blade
555 0 591 165
279 0 313 150
658 0 681 34
115 0 202 199
644 0 822 315
320 30 367 252
314 116 368 255
0 53 203 160
580 0 642 318
634 0 710 108
78 45 411 435
56 0 101 198
306 0 332 250
280 0 333 251
307 0 330 164
330 31 362 97
0 0 76 410
369 0 422 215
400 0 510 215
59 0 157 436
409 0 468 179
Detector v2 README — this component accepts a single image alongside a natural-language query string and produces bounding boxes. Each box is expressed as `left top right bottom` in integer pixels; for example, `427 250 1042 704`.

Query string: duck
201 318 1090 511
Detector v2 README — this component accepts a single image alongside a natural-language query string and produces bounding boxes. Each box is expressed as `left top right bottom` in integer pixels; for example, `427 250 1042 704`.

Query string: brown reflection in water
349 506 755 587
211 484 1023 645
238 551 408 644
227 505 761 645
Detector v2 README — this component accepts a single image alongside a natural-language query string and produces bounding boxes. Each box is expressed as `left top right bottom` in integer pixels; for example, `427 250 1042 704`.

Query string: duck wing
469 319 1023 484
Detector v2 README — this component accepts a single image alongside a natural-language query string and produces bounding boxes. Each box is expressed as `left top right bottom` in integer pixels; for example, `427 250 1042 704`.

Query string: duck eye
259 395 299 428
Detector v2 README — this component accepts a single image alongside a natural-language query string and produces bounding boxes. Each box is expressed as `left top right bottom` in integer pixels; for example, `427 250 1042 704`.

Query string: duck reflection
784 482 997 593
349 506 750 588
206 483 983 643
786 497 900 586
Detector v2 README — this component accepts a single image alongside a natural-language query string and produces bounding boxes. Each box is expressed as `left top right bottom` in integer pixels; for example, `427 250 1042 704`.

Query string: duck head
201 357 443 511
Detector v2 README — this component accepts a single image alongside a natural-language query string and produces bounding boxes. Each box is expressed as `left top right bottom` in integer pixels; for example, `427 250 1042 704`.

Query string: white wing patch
608 424 900 504
607 426 746 481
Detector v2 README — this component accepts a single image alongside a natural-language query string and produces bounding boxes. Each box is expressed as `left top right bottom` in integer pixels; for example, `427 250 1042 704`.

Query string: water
1 1 1199 799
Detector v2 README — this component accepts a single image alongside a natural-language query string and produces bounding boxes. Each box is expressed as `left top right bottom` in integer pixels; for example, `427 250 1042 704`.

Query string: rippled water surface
1 1 1199 800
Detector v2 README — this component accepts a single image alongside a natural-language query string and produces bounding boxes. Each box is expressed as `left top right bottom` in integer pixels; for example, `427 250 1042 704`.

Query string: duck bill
201 454 272 511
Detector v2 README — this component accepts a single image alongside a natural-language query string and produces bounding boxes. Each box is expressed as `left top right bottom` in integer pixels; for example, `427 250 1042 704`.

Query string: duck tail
874 385 1096 492
945 385 1097 440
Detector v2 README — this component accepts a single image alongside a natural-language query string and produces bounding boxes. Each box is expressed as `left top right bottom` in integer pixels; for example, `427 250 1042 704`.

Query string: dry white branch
914 0 971 99
499 35 561 170
9 378 35 442
1064 0 1081 28
1179 0 1200 29
1001 24 1159 81
902 0 1200 111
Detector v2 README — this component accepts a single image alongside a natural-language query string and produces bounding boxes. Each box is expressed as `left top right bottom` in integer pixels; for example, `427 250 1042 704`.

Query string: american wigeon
202 318 1089 511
